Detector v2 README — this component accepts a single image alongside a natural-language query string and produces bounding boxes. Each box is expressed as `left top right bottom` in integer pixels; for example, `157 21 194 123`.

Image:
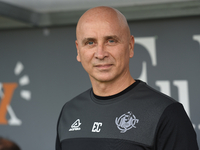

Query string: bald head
75 6 135 89
76 6 131 40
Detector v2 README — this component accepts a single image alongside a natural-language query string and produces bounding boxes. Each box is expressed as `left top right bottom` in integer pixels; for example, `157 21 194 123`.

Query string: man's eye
108 39 115 43
88 41 94 45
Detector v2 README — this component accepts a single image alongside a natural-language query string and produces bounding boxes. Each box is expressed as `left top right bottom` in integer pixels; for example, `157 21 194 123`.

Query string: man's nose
94 44 108 59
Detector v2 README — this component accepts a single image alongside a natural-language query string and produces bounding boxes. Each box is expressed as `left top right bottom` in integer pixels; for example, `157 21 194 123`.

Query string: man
56 6 198 150
0 137 20 150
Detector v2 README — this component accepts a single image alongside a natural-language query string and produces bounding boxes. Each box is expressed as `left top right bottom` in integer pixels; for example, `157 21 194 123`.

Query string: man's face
76 15 134 84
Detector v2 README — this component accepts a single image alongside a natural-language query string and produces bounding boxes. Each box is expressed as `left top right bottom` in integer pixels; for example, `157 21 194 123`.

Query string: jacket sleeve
56 134 61 150
154 102 199 150
56 107 64 150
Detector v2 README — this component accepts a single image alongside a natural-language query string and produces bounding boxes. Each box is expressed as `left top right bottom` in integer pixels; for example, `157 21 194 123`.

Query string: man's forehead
76 6 130 39
78 14 121 30
79 25 122 38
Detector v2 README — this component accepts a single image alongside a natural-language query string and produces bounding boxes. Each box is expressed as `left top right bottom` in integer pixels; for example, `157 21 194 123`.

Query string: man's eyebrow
81 35 120 44
105 35 120 41
82 38 96 44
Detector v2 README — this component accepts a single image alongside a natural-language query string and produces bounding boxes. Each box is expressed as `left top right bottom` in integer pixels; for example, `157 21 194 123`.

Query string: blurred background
0 0 200 149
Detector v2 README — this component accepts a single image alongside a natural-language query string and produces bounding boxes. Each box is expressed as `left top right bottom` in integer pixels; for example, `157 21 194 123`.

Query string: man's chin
90 75 115 83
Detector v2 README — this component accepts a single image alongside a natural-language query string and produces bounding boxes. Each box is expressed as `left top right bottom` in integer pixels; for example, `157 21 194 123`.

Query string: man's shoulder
129 80 178 116
62 88 92 108
136 80 177 105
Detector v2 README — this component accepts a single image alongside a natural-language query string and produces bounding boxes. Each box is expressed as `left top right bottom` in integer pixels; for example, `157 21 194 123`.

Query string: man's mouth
95 64 113 69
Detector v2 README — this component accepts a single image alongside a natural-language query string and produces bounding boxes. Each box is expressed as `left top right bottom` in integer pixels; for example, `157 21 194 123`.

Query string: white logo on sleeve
92 122 102 132
115 111 139 133
69 119 81 131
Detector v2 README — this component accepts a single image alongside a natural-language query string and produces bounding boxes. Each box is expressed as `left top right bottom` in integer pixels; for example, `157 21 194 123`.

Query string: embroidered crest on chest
115 111 139 133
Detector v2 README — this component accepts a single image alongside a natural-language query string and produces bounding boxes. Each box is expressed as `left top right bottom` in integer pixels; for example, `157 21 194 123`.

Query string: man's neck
91 75 135 97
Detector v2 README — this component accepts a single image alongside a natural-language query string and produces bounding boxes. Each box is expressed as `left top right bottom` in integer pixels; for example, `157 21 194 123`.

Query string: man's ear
129 35 134 58
75 40 81 62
